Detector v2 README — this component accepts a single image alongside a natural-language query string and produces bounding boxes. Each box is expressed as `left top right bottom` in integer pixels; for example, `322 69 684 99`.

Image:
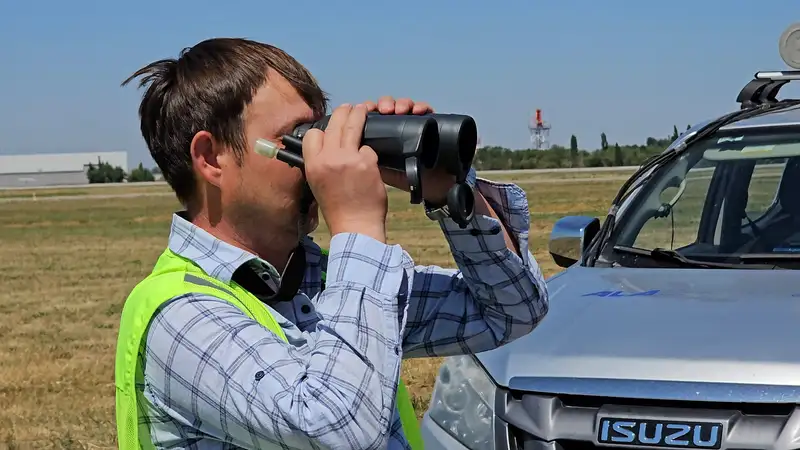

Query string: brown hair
122 38 328 204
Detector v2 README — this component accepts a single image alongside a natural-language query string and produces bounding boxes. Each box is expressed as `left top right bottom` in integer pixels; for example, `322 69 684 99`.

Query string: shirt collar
167 211 281 284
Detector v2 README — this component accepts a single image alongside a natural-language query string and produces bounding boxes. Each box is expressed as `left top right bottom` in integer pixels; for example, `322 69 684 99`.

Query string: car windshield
606 127 800 269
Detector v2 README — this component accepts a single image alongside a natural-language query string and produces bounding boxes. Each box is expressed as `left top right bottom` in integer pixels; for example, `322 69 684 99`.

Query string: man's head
123 38 328 261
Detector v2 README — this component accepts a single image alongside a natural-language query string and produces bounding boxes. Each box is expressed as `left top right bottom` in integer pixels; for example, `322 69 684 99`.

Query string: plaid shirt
138 169 549 449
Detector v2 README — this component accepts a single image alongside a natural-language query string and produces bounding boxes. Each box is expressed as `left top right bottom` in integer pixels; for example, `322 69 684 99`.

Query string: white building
0 151 128 188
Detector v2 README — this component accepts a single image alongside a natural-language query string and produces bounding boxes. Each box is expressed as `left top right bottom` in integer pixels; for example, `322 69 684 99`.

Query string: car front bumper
421 379 800 450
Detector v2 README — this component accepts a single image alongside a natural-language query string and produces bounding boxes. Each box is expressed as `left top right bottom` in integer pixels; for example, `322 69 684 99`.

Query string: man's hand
365 96 457 205
362 96 433 116
302 103 388 243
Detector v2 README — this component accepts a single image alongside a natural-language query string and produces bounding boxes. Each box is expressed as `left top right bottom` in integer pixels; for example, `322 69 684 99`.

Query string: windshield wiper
587 100 800 266
739 253 800 268
612 245 775 269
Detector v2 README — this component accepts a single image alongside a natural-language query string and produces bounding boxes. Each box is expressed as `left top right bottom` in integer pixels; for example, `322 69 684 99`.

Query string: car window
632 165 714 250
744 159 785 220
613 129 800 260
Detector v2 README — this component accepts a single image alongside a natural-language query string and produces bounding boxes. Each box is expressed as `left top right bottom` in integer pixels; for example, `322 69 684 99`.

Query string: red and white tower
528 108 551 150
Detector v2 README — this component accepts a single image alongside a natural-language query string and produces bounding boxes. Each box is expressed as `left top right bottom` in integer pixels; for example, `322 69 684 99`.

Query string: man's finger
377 96 395 114
322 104 351 151
411 101 433 115
359 145 379 166
379 166 408 190
302 128 325 161
342 104 368 151
363 101 378 112
394 98 414 115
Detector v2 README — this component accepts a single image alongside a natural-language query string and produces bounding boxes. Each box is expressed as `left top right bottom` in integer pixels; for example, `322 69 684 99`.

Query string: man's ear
190 131 223 187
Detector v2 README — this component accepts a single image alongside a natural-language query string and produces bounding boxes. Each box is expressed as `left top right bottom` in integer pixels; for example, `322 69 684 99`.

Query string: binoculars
271 112 479 228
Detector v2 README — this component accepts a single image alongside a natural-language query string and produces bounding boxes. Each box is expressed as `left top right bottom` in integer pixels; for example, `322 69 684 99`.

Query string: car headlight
427 355 496 449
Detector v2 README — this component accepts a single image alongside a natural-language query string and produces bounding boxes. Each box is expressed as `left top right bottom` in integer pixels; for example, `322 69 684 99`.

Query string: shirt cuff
326 232 407 295
438 169 532 262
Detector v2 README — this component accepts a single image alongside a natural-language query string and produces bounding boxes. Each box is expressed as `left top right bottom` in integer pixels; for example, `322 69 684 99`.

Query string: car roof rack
737 70 800 109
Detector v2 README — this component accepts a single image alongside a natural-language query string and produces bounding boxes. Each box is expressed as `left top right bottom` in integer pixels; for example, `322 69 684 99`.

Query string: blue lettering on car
582 290 660 297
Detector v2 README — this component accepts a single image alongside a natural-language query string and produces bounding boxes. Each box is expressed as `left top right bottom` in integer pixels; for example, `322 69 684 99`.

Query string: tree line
473 124 690 170
86 161 159 183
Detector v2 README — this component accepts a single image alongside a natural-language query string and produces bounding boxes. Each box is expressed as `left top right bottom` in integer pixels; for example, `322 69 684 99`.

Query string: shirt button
301 304 311 314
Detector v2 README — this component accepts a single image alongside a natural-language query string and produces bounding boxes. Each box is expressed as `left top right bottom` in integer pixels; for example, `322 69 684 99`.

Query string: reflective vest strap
397 381 424 449
115 250 288 450
115 271 199 450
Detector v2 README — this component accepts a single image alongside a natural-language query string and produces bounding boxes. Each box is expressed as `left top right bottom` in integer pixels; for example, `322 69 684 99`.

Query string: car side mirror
549 216 601 268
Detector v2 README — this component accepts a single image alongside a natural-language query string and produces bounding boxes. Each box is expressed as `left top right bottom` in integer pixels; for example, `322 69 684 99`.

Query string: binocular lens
427 114 477 174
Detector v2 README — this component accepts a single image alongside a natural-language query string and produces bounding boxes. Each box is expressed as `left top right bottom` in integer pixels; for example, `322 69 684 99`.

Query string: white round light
779 23 800 69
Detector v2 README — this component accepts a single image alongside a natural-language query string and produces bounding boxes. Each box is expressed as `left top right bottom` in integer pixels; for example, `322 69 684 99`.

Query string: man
115 37 549 450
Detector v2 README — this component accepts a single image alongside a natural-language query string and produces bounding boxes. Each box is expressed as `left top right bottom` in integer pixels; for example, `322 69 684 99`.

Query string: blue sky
1 0 799 168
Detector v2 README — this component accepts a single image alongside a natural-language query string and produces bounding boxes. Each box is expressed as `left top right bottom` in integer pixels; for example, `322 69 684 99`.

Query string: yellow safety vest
114 247 423 449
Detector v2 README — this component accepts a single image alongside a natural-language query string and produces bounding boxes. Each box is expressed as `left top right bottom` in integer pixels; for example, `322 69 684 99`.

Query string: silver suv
419 67 800 449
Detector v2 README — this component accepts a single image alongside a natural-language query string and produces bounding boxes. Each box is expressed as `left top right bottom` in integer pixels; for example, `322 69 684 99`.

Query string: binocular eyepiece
269 112 478 228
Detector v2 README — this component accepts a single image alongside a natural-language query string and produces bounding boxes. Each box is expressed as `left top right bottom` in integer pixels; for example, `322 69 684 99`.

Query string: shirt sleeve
141 233 408 450
401 168 550 358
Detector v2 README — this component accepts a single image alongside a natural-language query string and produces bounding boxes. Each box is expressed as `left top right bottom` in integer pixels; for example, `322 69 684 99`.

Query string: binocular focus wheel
405 157 422 204
446 183 475 228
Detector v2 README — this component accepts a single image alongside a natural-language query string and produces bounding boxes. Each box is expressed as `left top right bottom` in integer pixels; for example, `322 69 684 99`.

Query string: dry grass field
0 165 782 449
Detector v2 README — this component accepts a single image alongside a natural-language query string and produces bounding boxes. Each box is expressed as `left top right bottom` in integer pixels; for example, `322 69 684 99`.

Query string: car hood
477 266 800 390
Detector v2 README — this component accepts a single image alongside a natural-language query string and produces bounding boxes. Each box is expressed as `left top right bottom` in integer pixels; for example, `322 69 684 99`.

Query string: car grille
495 389 798 450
